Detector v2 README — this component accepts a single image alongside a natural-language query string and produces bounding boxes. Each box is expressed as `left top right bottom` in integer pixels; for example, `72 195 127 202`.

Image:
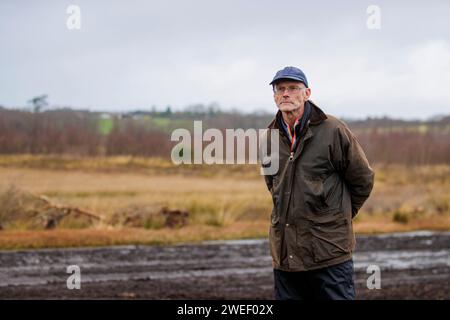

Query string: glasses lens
274 86 302 94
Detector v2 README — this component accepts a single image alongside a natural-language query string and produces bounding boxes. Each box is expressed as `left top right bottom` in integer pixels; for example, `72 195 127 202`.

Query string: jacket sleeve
259 128 275 193
331 123 375 218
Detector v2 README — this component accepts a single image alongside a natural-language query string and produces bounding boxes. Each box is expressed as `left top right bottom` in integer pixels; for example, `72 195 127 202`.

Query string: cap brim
269 76 306 86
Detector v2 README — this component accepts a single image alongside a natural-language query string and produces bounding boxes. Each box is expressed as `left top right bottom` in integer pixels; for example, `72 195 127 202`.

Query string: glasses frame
273 85 306 95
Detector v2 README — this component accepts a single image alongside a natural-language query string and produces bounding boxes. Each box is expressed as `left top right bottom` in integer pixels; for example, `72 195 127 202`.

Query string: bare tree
28 95 48 113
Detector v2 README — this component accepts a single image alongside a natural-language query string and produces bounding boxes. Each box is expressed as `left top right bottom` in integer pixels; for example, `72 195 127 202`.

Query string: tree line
0 107 449 165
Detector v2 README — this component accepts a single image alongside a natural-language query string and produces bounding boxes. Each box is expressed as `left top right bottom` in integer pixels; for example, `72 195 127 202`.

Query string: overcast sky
1 0 449 119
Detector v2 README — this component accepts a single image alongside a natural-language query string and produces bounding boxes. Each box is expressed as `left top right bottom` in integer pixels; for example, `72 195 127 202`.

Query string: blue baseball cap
269 66 308 87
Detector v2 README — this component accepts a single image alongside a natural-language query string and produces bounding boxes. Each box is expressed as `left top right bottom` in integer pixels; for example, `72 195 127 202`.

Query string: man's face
273 80 311 113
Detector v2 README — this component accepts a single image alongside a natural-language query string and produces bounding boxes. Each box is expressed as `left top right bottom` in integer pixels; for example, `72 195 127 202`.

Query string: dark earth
0 231 449 299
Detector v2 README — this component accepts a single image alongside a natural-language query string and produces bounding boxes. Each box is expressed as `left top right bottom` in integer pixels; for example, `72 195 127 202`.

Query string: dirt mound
108 205 189 229
0 186 100 230
0 186 189 231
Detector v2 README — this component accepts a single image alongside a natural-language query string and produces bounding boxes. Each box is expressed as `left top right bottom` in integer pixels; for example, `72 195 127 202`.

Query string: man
261 66 374 300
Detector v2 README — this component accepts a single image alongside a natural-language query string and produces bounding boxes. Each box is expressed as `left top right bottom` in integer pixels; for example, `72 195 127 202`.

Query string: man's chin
279 104 298 112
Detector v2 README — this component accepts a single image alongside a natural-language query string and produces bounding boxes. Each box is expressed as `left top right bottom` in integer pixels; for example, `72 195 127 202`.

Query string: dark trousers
274 259 355 300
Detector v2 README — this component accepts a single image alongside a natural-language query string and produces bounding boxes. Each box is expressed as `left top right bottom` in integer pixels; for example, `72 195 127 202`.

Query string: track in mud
0 231 449 299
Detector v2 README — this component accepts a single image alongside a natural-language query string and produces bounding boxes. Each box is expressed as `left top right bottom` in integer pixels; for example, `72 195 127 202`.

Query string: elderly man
262 66 374 300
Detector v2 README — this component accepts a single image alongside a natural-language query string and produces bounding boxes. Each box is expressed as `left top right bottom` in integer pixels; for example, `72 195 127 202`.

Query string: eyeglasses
273 85 305 95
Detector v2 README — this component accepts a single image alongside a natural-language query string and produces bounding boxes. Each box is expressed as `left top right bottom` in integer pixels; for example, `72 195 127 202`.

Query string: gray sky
1 0 449 119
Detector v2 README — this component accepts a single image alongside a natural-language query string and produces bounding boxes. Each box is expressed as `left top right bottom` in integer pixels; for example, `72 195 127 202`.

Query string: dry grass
0 155 449 248
0 167 270 228
0 221 269 250
0 218 449 250
0 154 260 177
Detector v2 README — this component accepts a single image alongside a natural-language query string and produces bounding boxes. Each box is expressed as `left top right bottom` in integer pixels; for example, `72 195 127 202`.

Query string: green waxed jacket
262 101 374 271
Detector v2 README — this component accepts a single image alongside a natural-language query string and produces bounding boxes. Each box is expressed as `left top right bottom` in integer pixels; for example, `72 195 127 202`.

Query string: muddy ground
0 231 449 299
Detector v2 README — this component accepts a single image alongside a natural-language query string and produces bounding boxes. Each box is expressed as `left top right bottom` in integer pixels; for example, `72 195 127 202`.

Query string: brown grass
0 217 449 250
0 155 449 248
0 221 269 250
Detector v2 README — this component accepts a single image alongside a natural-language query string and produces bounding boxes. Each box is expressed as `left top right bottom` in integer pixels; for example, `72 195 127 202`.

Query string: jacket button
286 223 289 227
289 255 293 259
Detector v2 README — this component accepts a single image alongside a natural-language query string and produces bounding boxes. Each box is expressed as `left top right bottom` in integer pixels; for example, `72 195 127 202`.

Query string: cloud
0 0 449 119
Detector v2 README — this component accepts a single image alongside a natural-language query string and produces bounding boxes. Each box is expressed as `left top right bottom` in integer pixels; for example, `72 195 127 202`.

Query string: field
0 155 449 249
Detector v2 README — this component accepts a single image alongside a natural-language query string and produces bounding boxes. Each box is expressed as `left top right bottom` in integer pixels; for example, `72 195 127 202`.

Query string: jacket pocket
310 213 350 264
303 173 342 213
303 175 327 212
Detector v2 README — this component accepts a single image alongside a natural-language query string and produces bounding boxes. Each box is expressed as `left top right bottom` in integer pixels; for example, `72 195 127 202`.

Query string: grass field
0 155 449 249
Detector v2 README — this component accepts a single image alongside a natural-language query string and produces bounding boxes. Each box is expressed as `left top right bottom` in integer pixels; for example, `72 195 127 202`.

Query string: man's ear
305 88 312 100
